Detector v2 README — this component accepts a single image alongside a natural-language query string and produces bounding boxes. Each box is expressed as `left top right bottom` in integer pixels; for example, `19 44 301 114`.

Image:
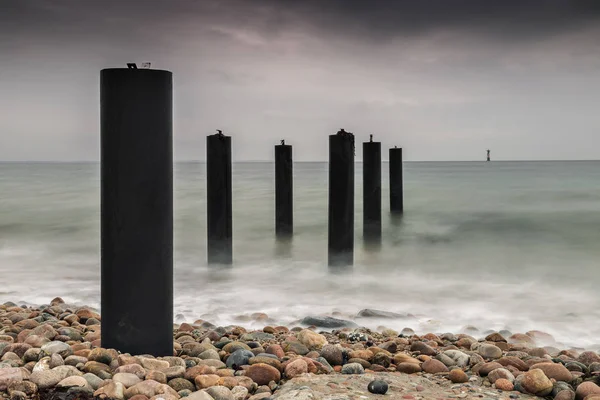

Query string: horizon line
2 159 600 163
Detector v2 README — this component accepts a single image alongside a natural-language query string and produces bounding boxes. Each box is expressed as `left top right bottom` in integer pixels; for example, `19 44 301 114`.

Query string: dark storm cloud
3 0 599 46
254 0 600 42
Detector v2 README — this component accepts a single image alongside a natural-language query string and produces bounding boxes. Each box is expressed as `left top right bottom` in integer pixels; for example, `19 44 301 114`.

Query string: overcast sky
2 0 600 161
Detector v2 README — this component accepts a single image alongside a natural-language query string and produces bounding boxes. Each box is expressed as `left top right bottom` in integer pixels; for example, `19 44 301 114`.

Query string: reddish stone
244 363 281 386
495 378 514 391
266 344 285 359
421 359 448 374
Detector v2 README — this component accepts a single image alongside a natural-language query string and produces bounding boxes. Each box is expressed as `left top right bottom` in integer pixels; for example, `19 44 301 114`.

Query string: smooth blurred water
1 161 600 348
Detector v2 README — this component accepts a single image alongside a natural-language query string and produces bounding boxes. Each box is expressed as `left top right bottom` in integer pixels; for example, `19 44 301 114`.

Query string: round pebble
367 380 389 395
1 299 594 400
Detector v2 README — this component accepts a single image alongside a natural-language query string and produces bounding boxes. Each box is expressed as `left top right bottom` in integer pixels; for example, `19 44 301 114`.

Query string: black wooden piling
328 130 355 267
389 147 404 214
207 131 233 265
363 136 381 241
275 140 293 239
100 67 173 356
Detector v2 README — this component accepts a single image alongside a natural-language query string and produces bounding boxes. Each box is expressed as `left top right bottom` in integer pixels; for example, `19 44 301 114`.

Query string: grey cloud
1 0 600 161
253 0 600 42
5 0 599 51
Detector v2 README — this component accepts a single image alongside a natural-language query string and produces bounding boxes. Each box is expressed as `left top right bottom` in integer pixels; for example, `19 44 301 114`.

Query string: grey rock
162 356 186 368
551 381 574 397
169 377 195 392
186 391 216 400
240 332 275 342
283 342 310 356
64 355 88 367
300 316 358 329
198 349 221 360
56 376 90 389
196 359 227 369
367 380 388 394
469 354 485 366
478 344 502 359
341 362 364 374
57 328 82 341
164 365 186 379
410 342 436 356
231 386 249 400
112 372 142 388
488 368 515 383
356 309 415 319
32 358 50 372
441 333 458 341
436 353 457 367
400 328 415 337
206 385 234 400
49 353 64 368
82 373 104 390
315 357 334 373
40 341 72 358
30 370 67 390
23 348 42 363
226 349 255 369
255 353 279 360
443 350 470 368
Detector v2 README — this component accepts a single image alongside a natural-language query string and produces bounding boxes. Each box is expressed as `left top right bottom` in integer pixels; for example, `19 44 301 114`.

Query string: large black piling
328 130 355 267
363 136 381 242
207 131 233 265
275 141 293 239
100 67 173 356
389 147 404 214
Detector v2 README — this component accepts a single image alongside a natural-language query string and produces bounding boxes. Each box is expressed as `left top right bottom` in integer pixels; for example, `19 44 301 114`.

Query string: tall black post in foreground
389 146 404 214
328 129 355 267
100 67 173 356
363 135 381 242
207 131 233 265
275 140 293 239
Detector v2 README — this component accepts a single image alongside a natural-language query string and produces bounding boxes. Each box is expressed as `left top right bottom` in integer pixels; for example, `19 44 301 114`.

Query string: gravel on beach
0 298 598 400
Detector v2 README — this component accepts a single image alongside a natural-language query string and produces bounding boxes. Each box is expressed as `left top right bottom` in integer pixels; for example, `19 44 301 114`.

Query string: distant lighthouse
486 149 491 162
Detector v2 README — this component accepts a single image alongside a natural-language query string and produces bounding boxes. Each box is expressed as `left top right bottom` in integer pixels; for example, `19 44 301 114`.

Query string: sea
1 161 600 349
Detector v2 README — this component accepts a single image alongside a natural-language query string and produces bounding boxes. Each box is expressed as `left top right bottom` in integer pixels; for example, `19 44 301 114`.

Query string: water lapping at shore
2 161 600 351
2 247 598 351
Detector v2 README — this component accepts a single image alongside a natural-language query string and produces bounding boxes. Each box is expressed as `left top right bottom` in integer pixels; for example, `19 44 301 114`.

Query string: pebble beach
1 299 599 400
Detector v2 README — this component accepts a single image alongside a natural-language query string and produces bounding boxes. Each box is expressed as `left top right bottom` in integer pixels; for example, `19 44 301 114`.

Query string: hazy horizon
2 0 600 162
3 158 600 163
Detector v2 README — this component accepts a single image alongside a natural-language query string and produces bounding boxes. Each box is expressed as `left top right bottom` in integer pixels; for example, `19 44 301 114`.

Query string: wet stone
367 380 389 395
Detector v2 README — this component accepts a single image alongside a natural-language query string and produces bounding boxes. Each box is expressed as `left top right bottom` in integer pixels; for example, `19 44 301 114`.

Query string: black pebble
368 380 388 395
